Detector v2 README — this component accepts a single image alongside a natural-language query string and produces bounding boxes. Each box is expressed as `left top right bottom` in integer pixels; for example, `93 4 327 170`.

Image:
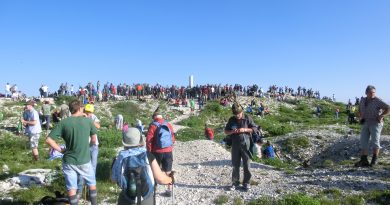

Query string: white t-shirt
42 86 48 93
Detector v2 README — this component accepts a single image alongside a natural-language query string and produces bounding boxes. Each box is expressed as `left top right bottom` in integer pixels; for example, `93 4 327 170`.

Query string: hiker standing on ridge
146 107 175 197
22 100 42 161
355 85 390 167
5 83 11 98
224 101 257 191
46 100 98 205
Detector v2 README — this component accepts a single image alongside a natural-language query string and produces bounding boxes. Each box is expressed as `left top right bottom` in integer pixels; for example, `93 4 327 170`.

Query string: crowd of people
11 83 390 204
4 81 333 103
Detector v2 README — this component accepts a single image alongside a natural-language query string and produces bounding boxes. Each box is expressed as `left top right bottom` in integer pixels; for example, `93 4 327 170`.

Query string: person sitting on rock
262 141 280 159
246 105 253 114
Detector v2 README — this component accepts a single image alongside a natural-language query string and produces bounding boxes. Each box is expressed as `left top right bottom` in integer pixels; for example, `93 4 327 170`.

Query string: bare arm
93 122 101 129
90 134 97 145
379 107 390 122
150 159 173 185
46 137 63 153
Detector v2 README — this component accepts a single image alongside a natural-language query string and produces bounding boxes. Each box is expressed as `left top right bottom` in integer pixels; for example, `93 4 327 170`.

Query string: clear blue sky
1 0 389 103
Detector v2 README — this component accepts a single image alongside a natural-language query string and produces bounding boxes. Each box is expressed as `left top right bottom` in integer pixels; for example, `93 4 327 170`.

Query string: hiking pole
169 171 175 205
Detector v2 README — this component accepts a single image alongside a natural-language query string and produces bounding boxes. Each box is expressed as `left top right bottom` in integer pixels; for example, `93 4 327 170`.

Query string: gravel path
154 139 390 205
155 140 285 205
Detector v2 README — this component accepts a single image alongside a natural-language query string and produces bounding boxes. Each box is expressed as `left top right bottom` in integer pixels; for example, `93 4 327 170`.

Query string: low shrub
214 195 229 205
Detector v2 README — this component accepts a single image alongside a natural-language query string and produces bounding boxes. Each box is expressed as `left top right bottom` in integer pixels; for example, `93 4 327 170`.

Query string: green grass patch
98 129 122 148
10 186 53 204
175 128 204 141
249 191 368 205
54 95 78 106
255 118 294 137
259 158 297 173
283 136 310 153
322 159 334 168
214 194 229 205
233 197 244 205
111 101 152 129
0 110 19 120
365 190 390 205
2 101 26 107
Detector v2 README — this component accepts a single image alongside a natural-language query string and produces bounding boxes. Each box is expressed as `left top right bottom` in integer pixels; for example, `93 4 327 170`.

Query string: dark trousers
231 145 251 185
44 115 50 130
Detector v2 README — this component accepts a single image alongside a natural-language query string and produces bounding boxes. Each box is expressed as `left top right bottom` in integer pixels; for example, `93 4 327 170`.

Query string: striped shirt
359 97 390 123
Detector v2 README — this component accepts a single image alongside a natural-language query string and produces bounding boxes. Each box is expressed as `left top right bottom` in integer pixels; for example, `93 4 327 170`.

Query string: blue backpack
152 121 173 148
112 148 155 205
263 146 275 158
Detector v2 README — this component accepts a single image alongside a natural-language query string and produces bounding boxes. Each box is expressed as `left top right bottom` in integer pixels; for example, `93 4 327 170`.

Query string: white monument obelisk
189 75 194 88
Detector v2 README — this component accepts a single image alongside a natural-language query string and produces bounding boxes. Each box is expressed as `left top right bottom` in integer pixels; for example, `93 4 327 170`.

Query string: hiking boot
370 155 378 167
242 183 251 191
354 156 370 167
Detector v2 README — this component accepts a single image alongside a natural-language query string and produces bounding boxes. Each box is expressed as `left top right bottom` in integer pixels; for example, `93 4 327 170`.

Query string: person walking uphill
225 101 257 191
22 100 42 161
355 85 390 167
77 103 101 197
146 107 175 197
112 128 174 205
46 100 98 205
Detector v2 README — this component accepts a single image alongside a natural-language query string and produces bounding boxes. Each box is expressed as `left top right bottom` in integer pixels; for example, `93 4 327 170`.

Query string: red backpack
205 128 214 140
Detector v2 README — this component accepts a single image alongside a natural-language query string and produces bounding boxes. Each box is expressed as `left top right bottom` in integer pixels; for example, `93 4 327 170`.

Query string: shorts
29 133 41 149
63 162 96 191
153 152 173 172
360 122 383 150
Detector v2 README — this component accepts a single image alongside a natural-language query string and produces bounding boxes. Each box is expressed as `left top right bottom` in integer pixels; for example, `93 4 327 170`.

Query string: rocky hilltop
1 96 390 204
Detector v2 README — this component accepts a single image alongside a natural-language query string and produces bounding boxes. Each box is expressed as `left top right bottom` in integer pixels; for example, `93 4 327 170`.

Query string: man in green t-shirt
46 100 98 205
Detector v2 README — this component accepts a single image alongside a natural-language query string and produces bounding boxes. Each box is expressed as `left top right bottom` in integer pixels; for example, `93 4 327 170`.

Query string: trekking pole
83 184 87 203
169 171 175 205
172 182 174 205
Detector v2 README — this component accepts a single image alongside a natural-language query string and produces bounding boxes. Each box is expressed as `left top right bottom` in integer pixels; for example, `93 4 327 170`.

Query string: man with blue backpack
112 128 174 205
146 107 175 197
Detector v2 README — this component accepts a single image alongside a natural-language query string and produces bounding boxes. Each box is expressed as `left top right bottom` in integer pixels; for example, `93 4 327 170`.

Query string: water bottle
128 172 137 197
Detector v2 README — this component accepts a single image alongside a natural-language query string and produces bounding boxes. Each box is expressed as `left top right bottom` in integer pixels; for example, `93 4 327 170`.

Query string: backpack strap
152 121 161 127
135 170 142 205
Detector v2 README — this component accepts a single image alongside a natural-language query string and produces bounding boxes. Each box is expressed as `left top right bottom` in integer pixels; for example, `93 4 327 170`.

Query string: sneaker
229 184 239 191
242 183 251 191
